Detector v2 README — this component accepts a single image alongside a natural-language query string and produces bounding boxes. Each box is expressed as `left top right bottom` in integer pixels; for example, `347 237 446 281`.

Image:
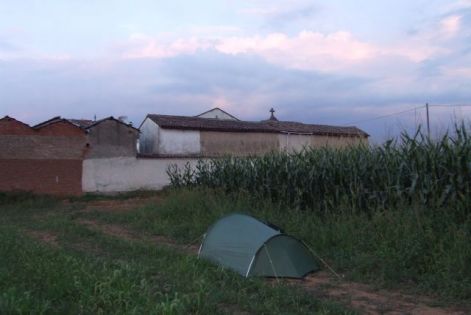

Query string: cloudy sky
0 0 470 140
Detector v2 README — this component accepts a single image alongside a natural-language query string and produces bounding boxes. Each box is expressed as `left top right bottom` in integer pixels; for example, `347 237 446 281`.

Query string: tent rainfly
198 213 319 278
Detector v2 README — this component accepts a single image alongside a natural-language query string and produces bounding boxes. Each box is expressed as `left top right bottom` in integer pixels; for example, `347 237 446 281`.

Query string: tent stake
184 234 204 254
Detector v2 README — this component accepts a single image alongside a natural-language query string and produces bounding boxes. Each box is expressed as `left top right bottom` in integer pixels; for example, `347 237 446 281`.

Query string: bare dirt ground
298 273 466 315
76 219 199 254
28 197 470 315
24 230 59 248
62 195 164 213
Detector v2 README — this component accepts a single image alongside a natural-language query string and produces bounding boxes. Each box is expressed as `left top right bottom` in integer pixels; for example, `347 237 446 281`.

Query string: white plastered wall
139 118 201 155
197 108 237 120
278 134 312 152
139 118 160 154
158 128 201 155
82 157 200 192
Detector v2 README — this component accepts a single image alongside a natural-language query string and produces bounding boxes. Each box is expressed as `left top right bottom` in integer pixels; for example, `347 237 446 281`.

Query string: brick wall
0 159 83 195
0 117 36 135
36 121 86 137
0 117 87 195
0 136 88 159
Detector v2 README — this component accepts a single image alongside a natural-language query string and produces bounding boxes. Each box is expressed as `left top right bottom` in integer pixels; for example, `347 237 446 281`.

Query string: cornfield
168 125 471 217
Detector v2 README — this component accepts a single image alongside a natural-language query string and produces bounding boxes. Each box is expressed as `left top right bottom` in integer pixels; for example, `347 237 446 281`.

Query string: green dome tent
198 214 319 278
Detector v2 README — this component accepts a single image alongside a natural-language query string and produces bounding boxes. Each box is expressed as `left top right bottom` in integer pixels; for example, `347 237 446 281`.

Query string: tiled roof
147 114 368 137
68 119 94 128
32 116 82 130
33 116 139 132
85 116 140 132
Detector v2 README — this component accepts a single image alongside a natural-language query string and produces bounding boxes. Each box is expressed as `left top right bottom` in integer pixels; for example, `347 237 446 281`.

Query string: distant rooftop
33 116 139 132
147 110 368 137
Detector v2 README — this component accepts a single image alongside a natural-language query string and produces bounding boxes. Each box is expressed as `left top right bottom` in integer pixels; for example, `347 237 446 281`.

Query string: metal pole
426 103 430 138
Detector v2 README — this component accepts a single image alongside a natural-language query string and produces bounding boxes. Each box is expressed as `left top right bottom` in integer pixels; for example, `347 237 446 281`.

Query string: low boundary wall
0 159 83 195
82 157 199 193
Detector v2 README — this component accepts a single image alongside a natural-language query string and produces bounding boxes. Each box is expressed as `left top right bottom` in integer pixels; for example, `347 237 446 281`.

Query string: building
0 109 368 195
34 116 139 158
0 116 87 195
0 115 139 195
139 108 369 157
196 107 239 120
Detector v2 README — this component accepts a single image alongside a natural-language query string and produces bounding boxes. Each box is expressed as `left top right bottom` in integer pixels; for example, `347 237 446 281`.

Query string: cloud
119 29 446 75
2 1 471 142
2 49 470 142
215 31 378 72
441 66 471 77
239 0 318 19
440 15 462 37
444 0 471 11
119 33 213 59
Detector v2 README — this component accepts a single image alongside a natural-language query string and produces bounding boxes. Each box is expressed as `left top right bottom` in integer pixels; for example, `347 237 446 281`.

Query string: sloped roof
85 116 140 132
0 115 32 128
68 119 94 128
147 114 368 137
32 116 85 132
33 116 139 132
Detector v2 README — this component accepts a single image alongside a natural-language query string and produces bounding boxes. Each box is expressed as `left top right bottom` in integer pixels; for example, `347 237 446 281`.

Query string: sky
0 0 470 141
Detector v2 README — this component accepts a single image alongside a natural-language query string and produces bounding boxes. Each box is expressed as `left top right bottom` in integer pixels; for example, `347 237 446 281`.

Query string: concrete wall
83 157 199 192
278 134 367 152
87 119 138 158
200 131 279 156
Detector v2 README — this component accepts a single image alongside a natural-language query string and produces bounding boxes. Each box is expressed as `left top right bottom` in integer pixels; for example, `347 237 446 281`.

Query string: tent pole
302 241 343 281
264 244 279 282
246 255 256 278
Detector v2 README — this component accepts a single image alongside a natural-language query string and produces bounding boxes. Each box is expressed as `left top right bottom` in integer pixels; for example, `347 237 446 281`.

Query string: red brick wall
0 159 83 195
0 117 36 135
36 121 85 137
0 117 87 195
0 136 88 160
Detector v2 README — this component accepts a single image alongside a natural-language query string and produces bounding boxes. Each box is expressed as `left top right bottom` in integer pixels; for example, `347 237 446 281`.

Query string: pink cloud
439 15 462 37
215 31 377 71
122 33 213 59
120 29 445 74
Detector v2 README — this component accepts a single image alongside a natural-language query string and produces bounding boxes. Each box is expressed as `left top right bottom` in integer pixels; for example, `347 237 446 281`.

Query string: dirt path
76 219 199 254
298 273 466 315
24 230 59 248
63 195 164 213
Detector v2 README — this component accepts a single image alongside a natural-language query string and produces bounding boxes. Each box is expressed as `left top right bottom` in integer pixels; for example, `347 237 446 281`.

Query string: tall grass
168 125 471 219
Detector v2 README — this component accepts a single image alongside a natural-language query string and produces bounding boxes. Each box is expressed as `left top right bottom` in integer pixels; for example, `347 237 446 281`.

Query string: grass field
0 192 351 315
1 189 469 314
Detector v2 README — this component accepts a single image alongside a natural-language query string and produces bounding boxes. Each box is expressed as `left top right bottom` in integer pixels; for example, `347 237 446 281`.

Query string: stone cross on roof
269 108 278 121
